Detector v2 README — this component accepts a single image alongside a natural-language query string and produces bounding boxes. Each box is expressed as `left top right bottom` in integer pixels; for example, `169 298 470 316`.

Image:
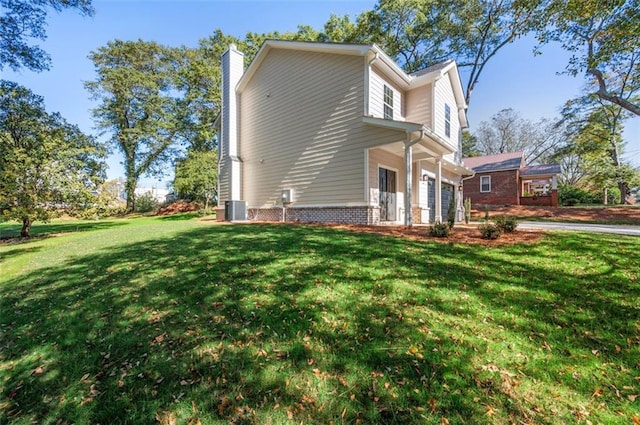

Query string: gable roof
463 152 524 172
521 164 562 177
235 40 468 126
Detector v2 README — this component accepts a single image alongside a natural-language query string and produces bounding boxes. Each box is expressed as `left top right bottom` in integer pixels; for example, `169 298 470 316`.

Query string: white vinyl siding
405 84 433 128
369 66 403 121
240 49 406 208
480 175 491 192
433 75 459 150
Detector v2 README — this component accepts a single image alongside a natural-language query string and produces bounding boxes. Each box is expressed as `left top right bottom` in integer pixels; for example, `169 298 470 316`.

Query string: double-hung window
444 104 451 138
480 176 491 193
383 85 394 120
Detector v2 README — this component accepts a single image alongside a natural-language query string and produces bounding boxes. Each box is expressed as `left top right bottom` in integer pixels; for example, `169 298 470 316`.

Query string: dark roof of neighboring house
411 60 454 77
521 164 562 176
462 152 524 172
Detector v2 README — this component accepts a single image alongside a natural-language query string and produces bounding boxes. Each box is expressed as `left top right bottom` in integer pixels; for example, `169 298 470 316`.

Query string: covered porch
363 117 473 226
519 164 561 207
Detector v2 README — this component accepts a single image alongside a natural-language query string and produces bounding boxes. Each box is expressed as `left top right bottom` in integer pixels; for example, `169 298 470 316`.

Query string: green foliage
493 215 518 233
538 0 640 116
558 184 602 206
428 221 451 237
86 39 219 212
0 80 105 236
2 218 639 423
478 222 501 239
172 150 218 208
447 193 457 229
134 192 159 213
461 131 481 157
347 0 543 105
0 0 94 72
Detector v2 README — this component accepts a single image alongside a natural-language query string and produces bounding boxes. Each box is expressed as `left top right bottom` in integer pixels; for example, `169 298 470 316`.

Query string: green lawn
1 216 638 424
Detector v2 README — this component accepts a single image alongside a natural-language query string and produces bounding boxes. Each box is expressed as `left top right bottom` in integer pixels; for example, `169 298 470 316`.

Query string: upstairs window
444 104 451 138
383 85 394 120
480 175 491 193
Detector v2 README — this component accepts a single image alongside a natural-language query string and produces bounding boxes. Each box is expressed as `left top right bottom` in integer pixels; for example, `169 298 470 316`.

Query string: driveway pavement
519 221 640 236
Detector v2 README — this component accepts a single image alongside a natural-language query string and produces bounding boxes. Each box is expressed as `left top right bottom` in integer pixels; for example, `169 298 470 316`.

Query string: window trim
383 85 394 120
444 103 451 138
480 175 491 193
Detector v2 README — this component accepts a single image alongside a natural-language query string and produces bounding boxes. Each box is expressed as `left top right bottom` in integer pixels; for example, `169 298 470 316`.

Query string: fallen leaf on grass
155 410 176 425
592 388 603 398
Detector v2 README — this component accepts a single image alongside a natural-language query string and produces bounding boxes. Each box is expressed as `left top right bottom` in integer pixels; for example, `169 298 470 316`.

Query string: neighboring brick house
216 40 473 225
462 152 561 207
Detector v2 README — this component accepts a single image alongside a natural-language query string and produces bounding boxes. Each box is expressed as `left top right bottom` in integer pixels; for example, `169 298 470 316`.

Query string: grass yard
0 216 639 424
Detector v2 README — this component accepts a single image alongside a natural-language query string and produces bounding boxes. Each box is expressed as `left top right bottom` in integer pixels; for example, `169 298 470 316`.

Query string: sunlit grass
1 216 639 424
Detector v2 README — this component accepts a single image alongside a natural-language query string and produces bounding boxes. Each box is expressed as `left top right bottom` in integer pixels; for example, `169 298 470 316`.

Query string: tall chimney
220 44 244 201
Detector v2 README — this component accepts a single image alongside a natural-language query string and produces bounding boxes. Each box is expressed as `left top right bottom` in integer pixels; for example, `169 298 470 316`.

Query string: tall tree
87 39 191 212
561 90 639 204
343 0 543 105
0 0 94 72
473 108 563 163
539 0 640 116
0 80 105 236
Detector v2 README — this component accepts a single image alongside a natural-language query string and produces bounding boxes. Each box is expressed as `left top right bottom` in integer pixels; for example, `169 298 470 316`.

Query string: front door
379 167 397 221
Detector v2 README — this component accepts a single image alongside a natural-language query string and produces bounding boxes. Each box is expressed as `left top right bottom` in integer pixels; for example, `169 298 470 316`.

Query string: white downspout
404 130 424 227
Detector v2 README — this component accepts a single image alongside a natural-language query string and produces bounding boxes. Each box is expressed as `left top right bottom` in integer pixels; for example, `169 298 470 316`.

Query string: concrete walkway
518 221 640 237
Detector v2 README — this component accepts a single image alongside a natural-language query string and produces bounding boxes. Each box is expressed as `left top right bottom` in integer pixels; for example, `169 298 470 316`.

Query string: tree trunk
125 175 136 213
619 181 630 204
21 218 31 238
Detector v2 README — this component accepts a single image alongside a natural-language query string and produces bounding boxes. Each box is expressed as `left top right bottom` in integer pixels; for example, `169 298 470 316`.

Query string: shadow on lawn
0 219 128 241
0 224 638 424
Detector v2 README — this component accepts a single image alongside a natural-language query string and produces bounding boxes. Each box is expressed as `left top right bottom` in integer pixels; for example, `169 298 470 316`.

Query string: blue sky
3 0 638 188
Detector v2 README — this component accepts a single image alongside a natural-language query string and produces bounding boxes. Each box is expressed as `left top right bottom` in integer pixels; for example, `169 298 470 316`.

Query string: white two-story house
217 40 472 225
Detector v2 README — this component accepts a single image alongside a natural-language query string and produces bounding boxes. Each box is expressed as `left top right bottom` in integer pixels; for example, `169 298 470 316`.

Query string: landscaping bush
558 184 601 206
447 197 456 229
135 192 159 213
494 215 518 233
479 222 501 239
429 221 451 237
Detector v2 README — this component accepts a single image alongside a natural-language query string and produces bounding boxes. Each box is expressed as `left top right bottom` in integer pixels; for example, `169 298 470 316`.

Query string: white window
480 175 491 193
444 104 451 138
383 85 394 120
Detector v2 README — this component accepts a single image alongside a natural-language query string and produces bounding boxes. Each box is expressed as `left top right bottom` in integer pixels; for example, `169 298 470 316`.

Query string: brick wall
463 170 519 207
239 206 380 225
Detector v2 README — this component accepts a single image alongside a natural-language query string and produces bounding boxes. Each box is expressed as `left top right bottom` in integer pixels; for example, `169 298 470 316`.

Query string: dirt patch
310 223 543 246
157 201 200 215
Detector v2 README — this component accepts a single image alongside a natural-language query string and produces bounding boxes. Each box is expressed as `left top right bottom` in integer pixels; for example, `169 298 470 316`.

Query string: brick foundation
242 206 381 225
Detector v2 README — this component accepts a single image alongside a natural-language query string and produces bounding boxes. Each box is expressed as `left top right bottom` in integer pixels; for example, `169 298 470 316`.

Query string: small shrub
429 221 451 238
135 192 159 213
479 222 501 240
447 196 456 229
494 215 518 233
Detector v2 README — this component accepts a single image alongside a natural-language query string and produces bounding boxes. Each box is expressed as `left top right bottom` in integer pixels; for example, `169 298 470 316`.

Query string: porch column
434 158 442 223
404 143 413 227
